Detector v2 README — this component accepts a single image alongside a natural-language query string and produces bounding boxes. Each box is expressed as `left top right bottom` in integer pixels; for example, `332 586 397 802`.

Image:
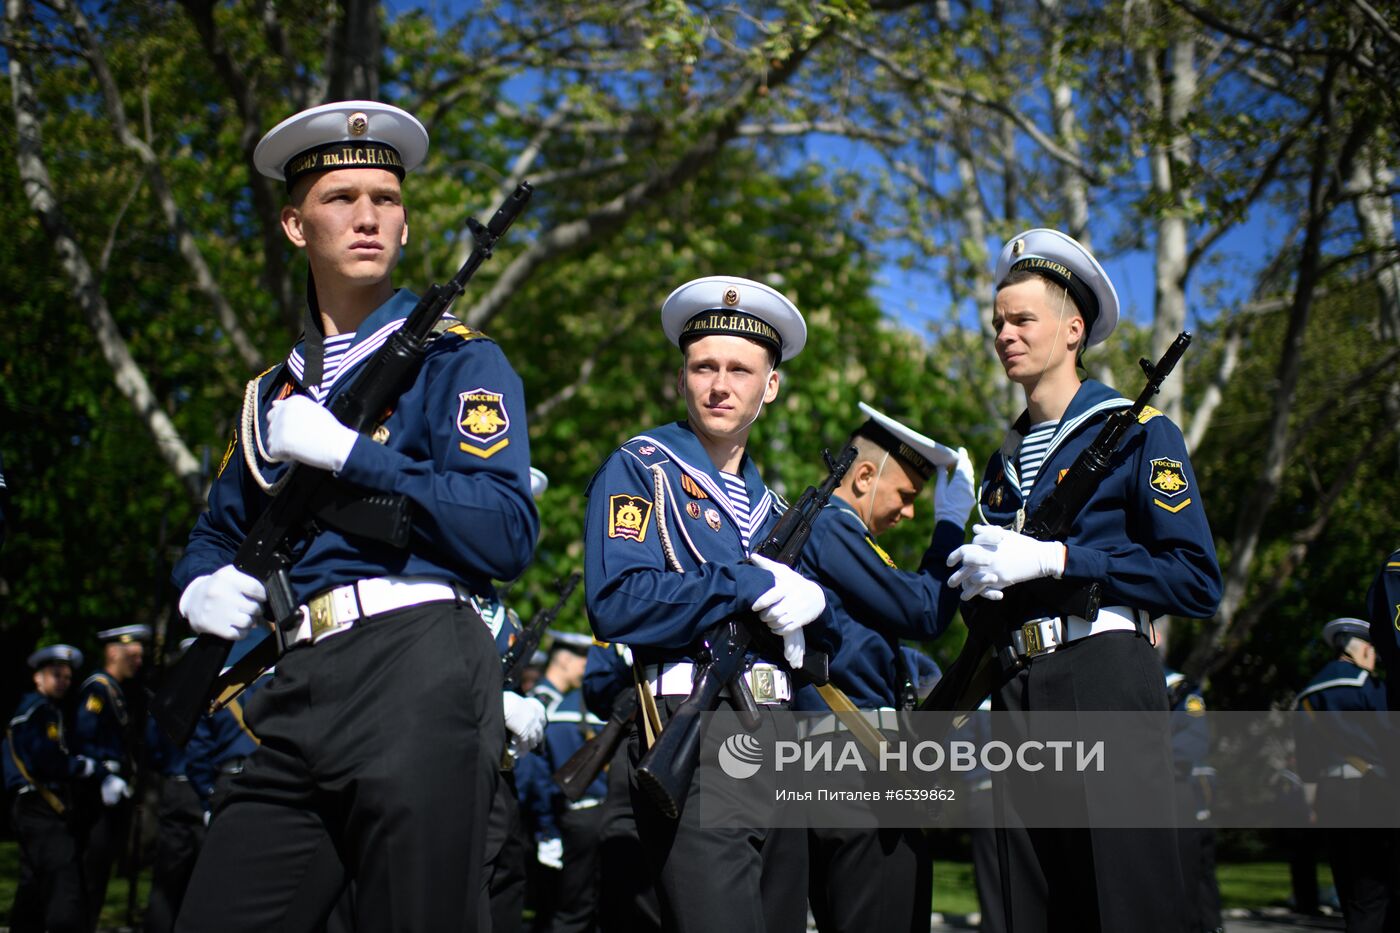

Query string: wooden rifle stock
552 689 638 802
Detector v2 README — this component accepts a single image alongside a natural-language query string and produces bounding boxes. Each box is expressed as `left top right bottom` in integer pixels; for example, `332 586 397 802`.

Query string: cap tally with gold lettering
97 624 152 644
1323 617 1371 650
253 100 429 188
28 644 83 670
661 275 807 364
855 402 957 482
994 228 1119 348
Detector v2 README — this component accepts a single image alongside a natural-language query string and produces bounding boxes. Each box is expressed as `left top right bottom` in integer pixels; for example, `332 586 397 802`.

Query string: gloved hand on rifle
946 524 1065 601
537 836 564 870
934 447 977 529
100 774 132 807
266 394 360 474
503 691 547 758
179 565 267 640
749 553 826 670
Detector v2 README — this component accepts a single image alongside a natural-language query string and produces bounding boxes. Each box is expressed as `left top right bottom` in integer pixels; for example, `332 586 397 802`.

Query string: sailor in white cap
583 274 827 931
791 404 975 933
174 100 536 930
75 624 150 914
517 629 607 929
1294 616 1394 930
944 228 1223 932
3 643 96 932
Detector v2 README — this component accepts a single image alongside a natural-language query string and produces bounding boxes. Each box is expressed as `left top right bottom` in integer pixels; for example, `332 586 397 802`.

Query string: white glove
503 692 547 754
934 447 977 529
749 553 826 637
179 565 267 641
947 524 1065 602
265 395 359 473
537 836 564 870
73 756 96 779
203 809 211 828
100 774 131 807
781 632 806 672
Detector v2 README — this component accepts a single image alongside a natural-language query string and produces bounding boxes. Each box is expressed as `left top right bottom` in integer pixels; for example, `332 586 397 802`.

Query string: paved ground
924 908 1346 931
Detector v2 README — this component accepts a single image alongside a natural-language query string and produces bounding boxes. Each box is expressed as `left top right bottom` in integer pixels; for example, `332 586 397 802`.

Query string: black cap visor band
1007 257 1100 337
284 141 406 190
678 310 783 363
855 420 936 482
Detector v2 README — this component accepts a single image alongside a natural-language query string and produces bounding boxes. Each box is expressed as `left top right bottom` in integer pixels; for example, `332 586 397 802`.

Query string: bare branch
98 169 148 275
6 0 203 505
55 0 263 370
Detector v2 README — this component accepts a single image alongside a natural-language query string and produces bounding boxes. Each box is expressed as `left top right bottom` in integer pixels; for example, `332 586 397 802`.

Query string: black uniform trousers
806 824 931 933
597 733 661 933
144 776 206 933
993 631 1185 933
1316 777 1400 933
629 694 807 933
484 768 527 933
175 601 504 932
9 793 89 933
539 801 604 933
82 792 131 928
966 784 1007 933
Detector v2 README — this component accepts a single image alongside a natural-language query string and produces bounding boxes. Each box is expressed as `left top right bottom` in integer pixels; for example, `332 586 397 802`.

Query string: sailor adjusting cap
661 275 807 364
995 228 1119 348
548 630 593 654
28 644 83 670
855 402 957 482
1323 617 1371 649
529 467 549 500
97 624 152 644
253 100 429 188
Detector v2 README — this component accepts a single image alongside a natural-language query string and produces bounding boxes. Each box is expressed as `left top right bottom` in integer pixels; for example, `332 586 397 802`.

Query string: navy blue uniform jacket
794 502 962 709
584 420 831 661
4 692 89 795
974 379 1221 623
1294 659 1390 780
75 671 130 776
172 290 538 603
1368 548 1400 711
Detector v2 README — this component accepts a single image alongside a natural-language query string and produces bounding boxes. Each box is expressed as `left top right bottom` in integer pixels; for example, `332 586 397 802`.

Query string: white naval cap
548 629 594 654
994 228 1119 348
1323 617 1371 649
28 644 83 670
529 467 549 500
660 275 807 364
97 624 152 644
253 100 429 186
855 402 957 481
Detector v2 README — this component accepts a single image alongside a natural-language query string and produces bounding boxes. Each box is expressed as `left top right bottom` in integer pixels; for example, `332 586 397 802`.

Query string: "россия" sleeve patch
1149 457 1193 513
608 494 654 542
458 387 510 458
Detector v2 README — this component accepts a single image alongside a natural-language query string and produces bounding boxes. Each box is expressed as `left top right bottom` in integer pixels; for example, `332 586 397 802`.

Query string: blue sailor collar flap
998 380 1133 494
620 422 775 537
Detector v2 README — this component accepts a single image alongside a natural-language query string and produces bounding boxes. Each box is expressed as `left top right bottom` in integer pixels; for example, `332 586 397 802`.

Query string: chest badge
704 508 723 531
1149 458 1189 498
686 501 702 520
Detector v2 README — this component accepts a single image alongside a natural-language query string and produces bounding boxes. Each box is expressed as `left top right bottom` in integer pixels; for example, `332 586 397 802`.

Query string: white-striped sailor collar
626 421 775 545
828 499 871 536
1295 668 1370 705
286 289 445 393
997 379 1133 495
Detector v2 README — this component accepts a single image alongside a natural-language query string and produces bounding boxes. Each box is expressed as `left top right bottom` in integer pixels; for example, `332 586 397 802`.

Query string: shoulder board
621 437 674 469
1137 405 1164 424
432 315 488 343
866 535 898 569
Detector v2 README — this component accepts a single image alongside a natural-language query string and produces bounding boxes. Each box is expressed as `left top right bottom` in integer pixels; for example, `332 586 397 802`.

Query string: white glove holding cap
503 692 547 754
179 565 267 641
265 394 359 474
537 837 564 870
947 524 1065 601
749 554 826 637
101 774 131 807
934 447 977 529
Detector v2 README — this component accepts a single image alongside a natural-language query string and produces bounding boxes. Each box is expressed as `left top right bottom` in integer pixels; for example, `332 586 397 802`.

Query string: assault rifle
503 573 581 692
152 183 534 745
920 332 1193 715
552 687 636 802
634 446 856 819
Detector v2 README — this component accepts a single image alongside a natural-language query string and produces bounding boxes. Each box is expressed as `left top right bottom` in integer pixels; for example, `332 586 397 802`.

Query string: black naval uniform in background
75 668 135 927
